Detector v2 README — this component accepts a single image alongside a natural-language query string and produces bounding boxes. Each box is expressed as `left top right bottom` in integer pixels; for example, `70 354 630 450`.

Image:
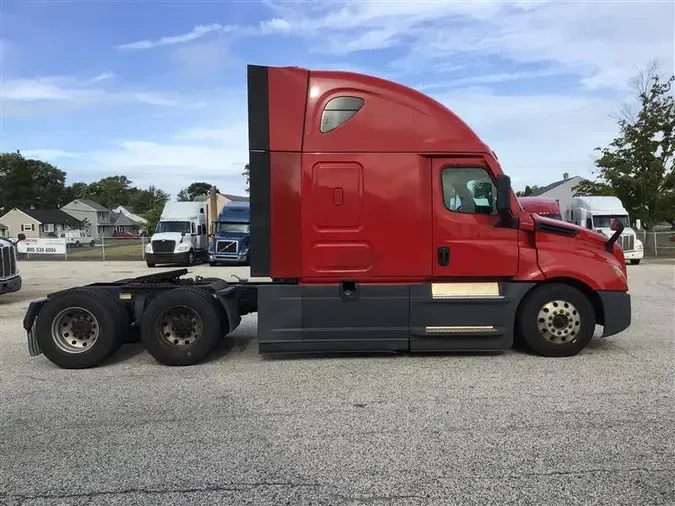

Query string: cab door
432 157 519 278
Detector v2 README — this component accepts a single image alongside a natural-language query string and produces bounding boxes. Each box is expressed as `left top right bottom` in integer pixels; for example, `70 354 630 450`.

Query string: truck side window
586 218 592 229
442 167 497 216
320 96 364 133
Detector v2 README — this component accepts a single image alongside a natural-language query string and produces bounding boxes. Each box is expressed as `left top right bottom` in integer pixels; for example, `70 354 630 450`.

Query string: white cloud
0 74 197 114
258 0 674 90
116 23 247 50
432 88 620 188
20 149 80 160
89 72 115 83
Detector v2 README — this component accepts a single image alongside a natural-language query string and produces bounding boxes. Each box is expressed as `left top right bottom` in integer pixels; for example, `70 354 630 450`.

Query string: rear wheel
35 288 128 368
515 283 596 357
140 287 227 366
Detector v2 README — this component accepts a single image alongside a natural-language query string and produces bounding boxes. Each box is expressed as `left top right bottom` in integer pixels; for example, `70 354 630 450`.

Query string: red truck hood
531 214 627 270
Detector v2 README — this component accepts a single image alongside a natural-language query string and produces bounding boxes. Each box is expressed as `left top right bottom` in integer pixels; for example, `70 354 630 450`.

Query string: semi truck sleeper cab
22 63 632 369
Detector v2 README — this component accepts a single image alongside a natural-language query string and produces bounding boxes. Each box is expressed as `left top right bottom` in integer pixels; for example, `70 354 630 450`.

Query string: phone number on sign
24 246 59 254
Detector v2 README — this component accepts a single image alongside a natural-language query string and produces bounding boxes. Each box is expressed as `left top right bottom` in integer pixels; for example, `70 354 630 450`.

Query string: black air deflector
246 64 271 277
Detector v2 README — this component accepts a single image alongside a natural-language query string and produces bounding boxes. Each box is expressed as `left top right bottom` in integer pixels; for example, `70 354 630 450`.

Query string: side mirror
605 218 625 252
16 233 26 244
496 174 511 212
610 218 621 231
495 174 514 226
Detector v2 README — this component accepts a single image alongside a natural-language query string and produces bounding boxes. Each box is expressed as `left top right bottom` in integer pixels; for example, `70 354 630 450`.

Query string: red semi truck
518 196 563 221
23 64 631 369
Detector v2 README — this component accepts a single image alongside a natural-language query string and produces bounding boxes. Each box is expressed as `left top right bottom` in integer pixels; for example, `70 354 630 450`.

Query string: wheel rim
50 307 100 353
536 299 581 343
156 305 202 347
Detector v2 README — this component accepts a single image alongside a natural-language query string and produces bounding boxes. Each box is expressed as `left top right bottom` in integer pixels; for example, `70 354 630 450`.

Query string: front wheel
629 259 640 265
184 250 195 266
515 283 596 357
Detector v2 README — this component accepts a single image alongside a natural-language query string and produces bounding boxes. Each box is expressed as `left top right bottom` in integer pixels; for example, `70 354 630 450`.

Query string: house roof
76 199 110 212
530 176 584 196
222 193 249 202
20 208 83 226
112 204 136 213
111 212 142 227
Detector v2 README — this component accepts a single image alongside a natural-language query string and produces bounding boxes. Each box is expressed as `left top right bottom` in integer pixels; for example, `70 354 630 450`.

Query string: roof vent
563 172 569 181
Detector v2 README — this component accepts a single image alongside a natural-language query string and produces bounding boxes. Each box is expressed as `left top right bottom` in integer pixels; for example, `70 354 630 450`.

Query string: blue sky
1 0 673 198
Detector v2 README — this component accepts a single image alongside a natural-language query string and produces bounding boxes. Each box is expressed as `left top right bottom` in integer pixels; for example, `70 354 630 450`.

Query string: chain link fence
12 235 151 261
638 230 675 258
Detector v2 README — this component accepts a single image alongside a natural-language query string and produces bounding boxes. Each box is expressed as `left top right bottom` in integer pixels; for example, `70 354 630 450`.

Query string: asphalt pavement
1 261 673 505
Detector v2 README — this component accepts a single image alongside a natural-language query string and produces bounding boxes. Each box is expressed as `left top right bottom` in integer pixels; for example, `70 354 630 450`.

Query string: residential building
530 173 587 219
0 208 82 239
111 205 148 225
61 199 114 239
111 212 144 234
0 223 8 238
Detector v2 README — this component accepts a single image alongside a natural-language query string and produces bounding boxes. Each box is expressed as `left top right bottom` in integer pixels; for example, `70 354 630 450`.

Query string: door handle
437 246 450 266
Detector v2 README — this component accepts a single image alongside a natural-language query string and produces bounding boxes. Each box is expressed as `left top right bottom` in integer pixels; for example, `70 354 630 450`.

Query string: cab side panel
300 153 433 282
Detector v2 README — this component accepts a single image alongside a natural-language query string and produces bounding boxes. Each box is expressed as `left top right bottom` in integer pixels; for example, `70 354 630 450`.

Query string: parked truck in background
0 236 22 295
518 196 562 220
566 196 643 265
209 201 251 266
144 201 209 267
22 63 632 369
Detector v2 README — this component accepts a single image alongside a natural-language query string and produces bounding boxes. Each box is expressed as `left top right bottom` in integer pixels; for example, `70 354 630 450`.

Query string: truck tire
515 283 596 357
630 259 640 265
34 288 128 369
184 250 195 266
140 287 226 366
146 262 156 268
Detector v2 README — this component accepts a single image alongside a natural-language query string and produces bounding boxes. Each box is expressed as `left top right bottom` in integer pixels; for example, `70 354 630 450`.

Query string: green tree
574 61 675 229
177 182 219 201
83 175 134 207
0 151 69 211
143 206 163 233
516 185 540 197
128 186 169 214
242 163 250 194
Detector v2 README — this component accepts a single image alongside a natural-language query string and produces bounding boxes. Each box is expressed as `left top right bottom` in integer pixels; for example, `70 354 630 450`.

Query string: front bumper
145 251 190 265
623 249 644 260
0 274 21 295
598 290 631 337
209 252 249 264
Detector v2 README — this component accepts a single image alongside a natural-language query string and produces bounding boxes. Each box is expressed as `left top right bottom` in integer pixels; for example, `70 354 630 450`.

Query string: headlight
145 243 153 253
176 243 190 252
241 246 250 255
636 239 643 250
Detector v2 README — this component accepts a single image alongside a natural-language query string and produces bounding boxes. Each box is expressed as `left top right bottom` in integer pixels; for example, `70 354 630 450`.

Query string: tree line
0 154 250 231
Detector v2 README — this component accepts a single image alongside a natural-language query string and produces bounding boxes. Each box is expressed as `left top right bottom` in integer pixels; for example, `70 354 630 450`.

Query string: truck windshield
593 215 629 228
216 222 250 234
156 221 191 233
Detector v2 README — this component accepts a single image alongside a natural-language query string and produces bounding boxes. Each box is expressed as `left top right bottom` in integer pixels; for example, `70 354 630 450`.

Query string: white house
530 173 587 216
111 205 148 225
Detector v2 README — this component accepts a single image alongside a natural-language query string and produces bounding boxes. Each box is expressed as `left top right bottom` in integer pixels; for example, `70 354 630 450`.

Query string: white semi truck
566 196 644 264
144 201 209 267
0 234 23 295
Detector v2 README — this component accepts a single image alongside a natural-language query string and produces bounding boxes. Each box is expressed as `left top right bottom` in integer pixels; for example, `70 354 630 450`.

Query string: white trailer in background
566 196 643 264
